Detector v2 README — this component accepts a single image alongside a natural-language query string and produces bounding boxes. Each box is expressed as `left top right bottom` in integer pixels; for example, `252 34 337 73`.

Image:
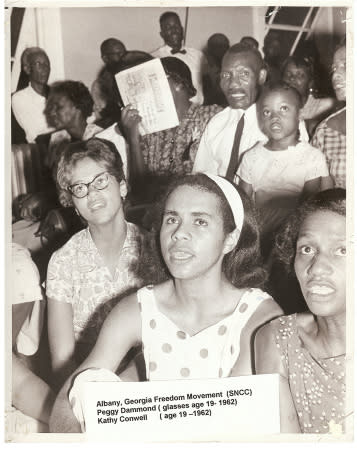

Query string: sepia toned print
5 0 353 444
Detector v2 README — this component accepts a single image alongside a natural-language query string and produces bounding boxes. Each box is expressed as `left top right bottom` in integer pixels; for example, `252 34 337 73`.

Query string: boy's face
258 89 300 147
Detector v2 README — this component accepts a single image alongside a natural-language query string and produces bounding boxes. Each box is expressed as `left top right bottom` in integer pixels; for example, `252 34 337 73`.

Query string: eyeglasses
68 172 111 198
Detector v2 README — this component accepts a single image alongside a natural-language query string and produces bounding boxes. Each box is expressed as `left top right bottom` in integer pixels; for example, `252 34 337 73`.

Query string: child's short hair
258 81 303 109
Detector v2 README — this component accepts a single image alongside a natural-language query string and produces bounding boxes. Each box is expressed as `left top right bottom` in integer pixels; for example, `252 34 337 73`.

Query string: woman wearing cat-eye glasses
46 138 147 390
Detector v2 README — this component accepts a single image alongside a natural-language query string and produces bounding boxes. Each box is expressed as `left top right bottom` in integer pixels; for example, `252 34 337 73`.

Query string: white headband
204 173 244 232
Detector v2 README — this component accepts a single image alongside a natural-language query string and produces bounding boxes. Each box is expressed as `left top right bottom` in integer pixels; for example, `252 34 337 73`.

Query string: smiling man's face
220 50 265 110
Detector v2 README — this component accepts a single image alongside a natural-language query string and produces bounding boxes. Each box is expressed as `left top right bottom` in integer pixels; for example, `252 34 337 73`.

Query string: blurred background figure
91 38 127 126
100 38 127 68
203 33 230 106
12 47 53 144
312 39 346 189
151 11 208 105
282 54 336 137
240 36 259 50
263 31 284 83
10 243 55 433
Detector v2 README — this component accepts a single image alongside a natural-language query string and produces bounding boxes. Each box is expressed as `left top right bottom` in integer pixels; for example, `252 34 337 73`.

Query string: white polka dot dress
137 286 270 381
272 314 346 434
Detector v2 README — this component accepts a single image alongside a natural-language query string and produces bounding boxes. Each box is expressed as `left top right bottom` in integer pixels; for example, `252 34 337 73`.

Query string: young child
238 82 332 251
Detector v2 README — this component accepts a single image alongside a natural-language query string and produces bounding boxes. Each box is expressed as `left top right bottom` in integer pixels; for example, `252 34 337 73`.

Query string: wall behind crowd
10 6 347 95
60 6 257 88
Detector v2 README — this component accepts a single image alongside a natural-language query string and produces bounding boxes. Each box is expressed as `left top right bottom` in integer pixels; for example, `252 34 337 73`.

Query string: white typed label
83 374 280 441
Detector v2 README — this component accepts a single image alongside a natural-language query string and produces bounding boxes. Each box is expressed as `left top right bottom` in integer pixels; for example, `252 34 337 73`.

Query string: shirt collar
228 102 257 122
163 44 186 53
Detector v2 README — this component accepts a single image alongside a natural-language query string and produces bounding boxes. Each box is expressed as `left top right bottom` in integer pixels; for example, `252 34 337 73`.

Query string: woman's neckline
147 284 249 338
294 313 346 361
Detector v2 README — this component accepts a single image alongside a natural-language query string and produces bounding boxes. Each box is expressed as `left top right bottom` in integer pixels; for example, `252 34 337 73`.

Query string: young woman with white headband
49 173 282 432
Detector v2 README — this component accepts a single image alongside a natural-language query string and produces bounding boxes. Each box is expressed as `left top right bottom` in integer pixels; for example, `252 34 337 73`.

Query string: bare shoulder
254 317 285 375
246 294 283 332
240 292 283 355
105 292 141 324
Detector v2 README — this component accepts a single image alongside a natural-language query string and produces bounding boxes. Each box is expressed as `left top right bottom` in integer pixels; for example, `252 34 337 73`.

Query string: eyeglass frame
67 171 111 199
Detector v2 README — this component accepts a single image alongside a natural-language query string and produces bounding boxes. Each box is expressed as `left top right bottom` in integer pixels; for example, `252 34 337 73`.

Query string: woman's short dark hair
45 80 94 119
161 57 197 99
56 137 125 208
275 188 346 275
153 173 267 289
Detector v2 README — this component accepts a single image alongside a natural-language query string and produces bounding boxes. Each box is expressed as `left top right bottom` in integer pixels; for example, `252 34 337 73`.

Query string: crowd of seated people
10 10 348 435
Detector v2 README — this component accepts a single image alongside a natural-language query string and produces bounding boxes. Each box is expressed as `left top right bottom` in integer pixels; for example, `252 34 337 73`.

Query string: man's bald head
224 43 265 73
100 38 126 66
207 33 230 64
21 47 50 87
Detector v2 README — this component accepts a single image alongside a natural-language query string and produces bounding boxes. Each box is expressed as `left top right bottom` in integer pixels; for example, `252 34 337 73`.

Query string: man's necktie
171 49 187 55
226 114 245 182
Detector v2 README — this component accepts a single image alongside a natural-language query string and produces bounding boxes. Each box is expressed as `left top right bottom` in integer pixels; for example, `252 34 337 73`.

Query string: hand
19 192 53 222
120 104 142 139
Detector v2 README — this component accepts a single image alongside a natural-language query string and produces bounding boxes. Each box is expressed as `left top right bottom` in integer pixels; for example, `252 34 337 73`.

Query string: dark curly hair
275 188 346 275
282 55 315 95
56 137 125 208
258 80 303 109
45 80 93 121
147 173 267 289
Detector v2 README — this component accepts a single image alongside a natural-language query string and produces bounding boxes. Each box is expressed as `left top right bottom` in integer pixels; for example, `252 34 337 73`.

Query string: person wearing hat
121 57 222 203
151 11 208 105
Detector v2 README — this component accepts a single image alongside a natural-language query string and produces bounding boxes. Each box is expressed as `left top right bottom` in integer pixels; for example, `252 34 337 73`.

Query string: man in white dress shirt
151 11 207 105
12 47 53 143
193 43 309 183
193 43 269 182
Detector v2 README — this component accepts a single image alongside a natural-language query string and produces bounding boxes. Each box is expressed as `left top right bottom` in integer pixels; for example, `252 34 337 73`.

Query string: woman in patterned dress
255 189 348 433
46 138 147 389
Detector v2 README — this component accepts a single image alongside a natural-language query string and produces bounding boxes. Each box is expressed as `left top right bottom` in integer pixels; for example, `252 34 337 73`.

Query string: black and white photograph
3 0 354 444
